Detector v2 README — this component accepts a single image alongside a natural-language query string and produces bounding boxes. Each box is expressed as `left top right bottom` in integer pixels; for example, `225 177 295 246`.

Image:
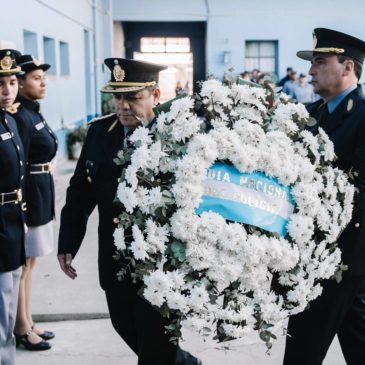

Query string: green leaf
170 241 187 262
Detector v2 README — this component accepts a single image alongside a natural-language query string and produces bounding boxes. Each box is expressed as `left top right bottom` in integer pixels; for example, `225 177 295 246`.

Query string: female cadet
12 55 57 351
0 49 26 364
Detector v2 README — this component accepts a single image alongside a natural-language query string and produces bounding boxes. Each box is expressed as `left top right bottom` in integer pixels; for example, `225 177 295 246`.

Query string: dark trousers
283 275 365 365
105 280 198 365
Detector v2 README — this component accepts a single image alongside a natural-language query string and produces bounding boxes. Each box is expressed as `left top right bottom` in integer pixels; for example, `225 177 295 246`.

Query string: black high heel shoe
14 330 51 351
31 324 55 341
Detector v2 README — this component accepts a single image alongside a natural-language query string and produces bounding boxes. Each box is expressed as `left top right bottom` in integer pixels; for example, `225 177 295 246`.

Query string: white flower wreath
113 79 354 348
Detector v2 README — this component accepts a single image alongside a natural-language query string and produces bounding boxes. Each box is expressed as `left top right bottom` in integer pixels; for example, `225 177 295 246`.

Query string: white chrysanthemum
148 187 165 208
117 182 138 213
129 126 153 145
113 227 126 251
130 144 151 170
170 209 199 242
171 114 203 142
287 214 314 244
317 127 336 162
130 225 149 260
233 119 266 146
168 96 194 121
145 219 169 254
200 79 232 107
187 134 218 164
124 165 139 189
188 285 210 311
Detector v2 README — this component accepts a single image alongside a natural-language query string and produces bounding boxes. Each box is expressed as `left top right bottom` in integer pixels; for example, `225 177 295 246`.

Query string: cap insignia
0 56 13 71
313 33 318 49
32 57 41 66
347 99 353 112
113 64 125 82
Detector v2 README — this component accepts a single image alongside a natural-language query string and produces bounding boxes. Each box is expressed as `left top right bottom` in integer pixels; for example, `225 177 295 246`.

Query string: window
43 36 56 74
59 41 70 76
23 30 38 57
140 37 190 53
245 41 278 74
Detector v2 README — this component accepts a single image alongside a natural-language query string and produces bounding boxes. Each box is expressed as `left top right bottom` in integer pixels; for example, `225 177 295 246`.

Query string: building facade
0 0 113 153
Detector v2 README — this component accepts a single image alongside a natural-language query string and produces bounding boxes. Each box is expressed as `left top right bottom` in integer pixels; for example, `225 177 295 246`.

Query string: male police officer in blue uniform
0 49 26 365
284 28 365 365
58 58 201 365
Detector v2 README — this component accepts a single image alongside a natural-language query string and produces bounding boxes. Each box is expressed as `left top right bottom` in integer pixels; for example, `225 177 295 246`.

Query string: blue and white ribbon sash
196 162 295 236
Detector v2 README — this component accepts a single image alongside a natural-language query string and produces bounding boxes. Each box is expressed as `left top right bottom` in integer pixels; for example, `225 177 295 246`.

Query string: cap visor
296 50 314 60
0 70 25 76
100 84 146 93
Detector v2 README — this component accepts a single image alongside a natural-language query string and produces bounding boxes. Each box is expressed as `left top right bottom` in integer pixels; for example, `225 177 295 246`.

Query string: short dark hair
338 55 363 80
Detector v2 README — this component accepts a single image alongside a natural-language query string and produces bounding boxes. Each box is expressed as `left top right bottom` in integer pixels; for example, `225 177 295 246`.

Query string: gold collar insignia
347 99 353 112
6 102 20 114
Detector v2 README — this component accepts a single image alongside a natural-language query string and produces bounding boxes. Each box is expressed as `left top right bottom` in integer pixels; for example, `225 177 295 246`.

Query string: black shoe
14 330 51 351
31 324 55 340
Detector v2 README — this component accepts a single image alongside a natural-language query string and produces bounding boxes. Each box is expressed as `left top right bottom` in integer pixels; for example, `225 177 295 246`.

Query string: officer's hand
57 253 78 280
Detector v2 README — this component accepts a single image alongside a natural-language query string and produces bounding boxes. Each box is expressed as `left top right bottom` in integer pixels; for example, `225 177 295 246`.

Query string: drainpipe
92 0 98 117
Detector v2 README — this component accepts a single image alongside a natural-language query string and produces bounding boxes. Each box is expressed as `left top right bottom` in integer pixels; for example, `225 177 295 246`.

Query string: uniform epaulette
6 102 20 114
87 113 116 125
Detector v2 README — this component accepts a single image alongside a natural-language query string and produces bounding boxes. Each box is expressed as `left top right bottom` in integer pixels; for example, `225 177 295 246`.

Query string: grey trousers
0 269 21 365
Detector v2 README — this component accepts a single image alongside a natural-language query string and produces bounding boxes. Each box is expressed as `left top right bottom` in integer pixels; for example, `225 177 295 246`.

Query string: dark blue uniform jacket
308 85 365 275
13 95 58 226
0 109 26 272
58 114 124 289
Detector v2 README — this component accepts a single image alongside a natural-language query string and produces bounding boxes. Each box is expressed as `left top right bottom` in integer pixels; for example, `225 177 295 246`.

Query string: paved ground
16 157 347 365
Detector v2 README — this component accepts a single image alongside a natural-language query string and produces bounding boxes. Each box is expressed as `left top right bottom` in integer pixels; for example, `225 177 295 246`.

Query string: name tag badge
35 122 45 131
1 132 12 141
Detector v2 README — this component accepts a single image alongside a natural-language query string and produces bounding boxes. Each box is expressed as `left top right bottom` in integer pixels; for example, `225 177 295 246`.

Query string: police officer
11 55 57 350
58 58 201 365
0 49 26 365
284 28 365 365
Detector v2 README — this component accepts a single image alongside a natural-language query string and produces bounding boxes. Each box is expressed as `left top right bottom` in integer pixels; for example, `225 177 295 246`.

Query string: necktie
318 102 330 125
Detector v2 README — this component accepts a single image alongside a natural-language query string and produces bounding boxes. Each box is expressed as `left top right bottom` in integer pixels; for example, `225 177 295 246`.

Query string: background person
0 49 26 365
292 73 315 104
12 55 57 351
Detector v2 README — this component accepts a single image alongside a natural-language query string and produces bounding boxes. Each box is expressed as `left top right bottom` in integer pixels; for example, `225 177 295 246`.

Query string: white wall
112 0 207 21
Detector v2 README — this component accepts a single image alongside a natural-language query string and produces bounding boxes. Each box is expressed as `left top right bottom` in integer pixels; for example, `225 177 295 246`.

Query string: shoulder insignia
87 113 115 125
6 102 20 114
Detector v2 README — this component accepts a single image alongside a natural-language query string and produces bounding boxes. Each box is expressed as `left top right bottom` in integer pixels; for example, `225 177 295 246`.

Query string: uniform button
20 161 23 166
21 175 24 180
355 223 360 228
48 129 52 133
86 169 90 174
113 217 120 224
11 132 14 137
4 119 8 124
87 176 92 183
56 140 58 144
17 145 20 151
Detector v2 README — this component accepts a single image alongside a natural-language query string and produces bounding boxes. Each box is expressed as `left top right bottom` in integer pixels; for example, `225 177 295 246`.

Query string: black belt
29 162 52 174
0 189 22 205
